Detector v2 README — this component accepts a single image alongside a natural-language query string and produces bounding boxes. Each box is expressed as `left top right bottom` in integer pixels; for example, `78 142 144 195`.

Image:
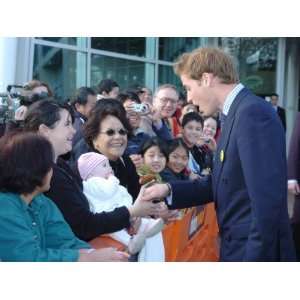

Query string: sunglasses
99 128 128 136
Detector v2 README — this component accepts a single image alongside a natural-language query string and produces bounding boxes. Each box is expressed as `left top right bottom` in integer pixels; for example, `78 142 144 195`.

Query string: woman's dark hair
83 98 132 149
0 132 54 194
24 98 74 132
139 137 168 161
181 111 204 128
118 91 141 105
166 138 189 158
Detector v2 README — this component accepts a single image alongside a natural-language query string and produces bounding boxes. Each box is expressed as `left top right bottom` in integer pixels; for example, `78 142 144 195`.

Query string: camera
132 103 150 115
0 85 23 123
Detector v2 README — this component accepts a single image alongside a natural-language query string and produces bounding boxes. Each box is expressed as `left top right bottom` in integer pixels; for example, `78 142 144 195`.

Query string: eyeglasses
157 97 178 105
99 128 128 136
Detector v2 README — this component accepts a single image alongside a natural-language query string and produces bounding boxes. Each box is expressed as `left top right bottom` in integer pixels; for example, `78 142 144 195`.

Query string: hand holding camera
129 103 151 115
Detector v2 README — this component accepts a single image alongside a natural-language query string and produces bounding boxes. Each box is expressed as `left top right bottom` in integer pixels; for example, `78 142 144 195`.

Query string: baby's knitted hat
78 152 107 181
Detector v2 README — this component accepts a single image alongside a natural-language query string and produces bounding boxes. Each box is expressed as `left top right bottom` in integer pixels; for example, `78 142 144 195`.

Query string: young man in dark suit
270 93 286 131
142 47 296 261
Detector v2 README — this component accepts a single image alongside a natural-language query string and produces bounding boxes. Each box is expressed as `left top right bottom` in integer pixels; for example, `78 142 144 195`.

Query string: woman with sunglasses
24 99 160 245
74 99 142 199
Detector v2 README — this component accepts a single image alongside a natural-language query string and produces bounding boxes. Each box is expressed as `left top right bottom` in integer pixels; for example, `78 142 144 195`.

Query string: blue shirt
0 192 90 262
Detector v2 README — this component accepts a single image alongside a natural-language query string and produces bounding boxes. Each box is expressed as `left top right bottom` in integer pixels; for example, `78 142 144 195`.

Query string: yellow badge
220 150 225 162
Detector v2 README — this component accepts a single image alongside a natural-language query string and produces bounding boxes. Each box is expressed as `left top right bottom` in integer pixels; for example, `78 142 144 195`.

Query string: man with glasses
150 84 179 141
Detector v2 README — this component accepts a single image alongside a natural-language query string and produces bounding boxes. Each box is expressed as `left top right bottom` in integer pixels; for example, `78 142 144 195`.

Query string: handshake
140 182 171 202
138 183 180 224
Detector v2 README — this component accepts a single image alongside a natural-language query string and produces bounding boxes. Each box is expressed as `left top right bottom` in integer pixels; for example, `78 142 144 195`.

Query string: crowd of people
0 46 298 261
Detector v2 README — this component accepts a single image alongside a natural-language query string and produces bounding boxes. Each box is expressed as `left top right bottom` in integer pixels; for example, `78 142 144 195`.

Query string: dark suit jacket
277 106 286 131
168 88 296 261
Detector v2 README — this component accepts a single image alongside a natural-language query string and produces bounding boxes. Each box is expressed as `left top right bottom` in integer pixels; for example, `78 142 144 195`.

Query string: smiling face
42 109 75 159
167 146 189 174
153 87 179 119
182 120 203 147
143 145 167 174
123 99 141 129
181 74 219 117
92 115 128 161
203 117 217 138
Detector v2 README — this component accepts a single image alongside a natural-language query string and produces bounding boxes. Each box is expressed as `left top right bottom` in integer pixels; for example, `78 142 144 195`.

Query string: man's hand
149 107 163 129
128 185 164 217
142 183 170 202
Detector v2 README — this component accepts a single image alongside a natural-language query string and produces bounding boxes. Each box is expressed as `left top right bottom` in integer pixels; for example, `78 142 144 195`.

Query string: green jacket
0 192 90 262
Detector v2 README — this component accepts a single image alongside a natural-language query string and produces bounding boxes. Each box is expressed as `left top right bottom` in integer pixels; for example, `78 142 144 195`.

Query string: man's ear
38 124 50 136
201 73 214 86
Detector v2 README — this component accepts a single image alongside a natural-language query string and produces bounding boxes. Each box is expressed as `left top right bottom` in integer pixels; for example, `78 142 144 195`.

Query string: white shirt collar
222 83 244 116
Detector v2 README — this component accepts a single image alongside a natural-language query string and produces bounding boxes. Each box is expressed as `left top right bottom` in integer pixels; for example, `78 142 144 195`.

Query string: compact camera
132 103 150 115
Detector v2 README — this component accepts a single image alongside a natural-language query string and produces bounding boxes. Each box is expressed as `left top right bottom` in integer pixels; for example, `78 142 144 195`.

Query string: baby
77 152 165 261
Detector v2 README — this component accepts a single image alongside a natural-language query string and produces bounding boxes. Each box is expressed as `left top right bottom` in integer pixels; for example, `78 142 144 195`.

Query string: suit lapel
213 88 249 198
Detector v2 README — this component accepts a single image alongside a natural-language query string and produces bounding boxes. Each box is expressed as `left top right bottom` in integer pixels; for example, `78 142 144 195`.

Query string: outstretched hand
128 185 165 217
141 183 169 202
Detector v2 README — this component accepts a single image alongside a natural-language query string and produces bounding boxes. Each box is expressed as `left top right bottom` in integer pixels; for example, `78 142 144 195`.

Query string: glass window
35 37 87 48
219 37 278 95
33 45 87 101
91 38 146 57
159 37 202 62
158 65 182 91
91 54 149 90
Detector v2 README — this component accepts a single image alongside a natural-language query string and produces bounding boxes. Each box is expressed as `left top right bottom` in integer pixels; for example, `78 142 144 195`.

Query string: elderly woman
23 99 159 243
0 132 129 261
73 98 142 199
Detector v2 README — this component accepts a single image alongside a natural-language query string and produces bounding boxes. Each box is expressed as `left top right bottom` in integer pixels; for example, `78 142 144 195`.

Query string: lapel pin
220 150 225 162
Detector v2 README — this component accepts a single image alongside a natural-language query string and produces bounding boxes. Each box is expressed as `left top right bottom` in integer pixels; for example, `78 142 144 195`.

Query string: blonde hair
174 47 239 84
